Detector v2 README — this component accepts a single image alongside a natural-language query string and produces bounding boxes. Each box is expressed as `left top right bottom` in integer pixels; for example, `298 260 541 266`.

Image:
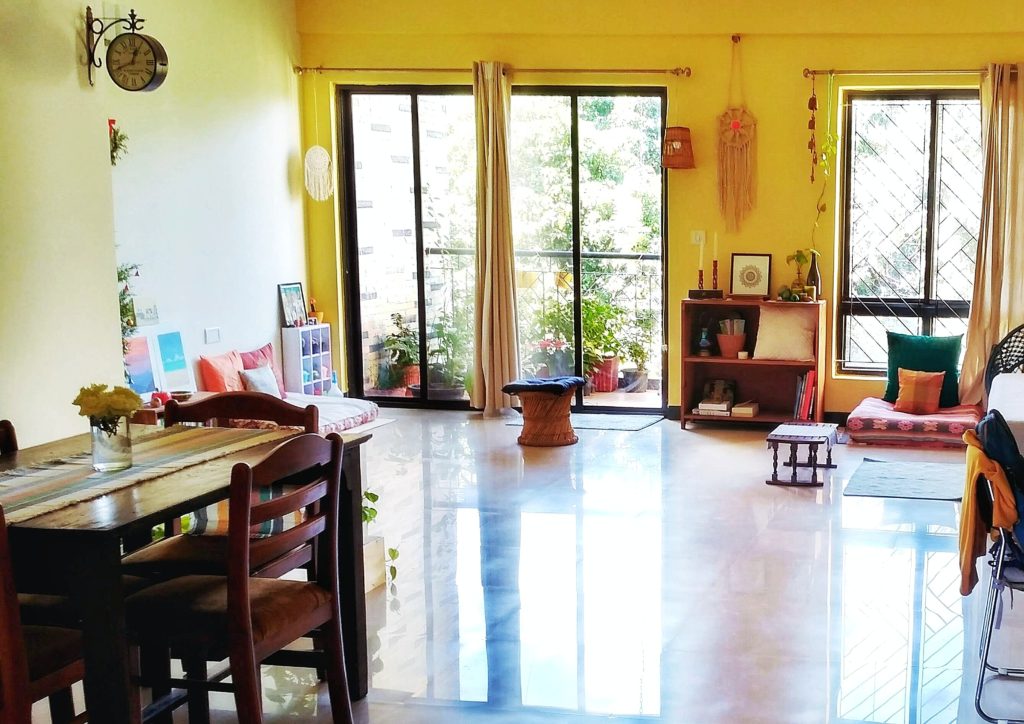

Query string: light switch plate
690 229 706 245
204 327 221 344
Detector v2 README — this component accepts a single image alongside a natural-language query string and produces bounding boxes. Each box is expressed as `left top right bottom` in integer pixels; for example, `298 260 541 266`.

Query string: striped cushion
189 484 304 538
894 368 944 415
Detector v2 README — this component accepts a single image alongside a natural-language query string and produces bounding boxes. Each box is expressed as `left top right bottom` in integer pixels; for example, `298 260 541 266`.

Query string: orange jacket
960 430 1019 595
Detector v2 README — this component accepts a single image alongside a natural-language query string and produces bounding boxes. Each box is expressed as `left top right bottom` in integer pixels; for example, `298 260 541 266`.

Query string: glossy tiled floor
33 410 1024 722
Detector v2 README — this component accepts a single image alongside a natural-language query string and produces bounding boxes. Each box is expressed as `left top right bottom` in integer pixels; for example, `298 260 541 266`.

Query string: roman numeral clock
85 6 168 92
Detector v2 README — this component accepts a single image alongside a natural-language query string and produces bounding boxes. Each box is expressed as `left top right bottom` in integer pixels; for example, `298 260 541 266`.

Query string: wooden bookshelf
680 299 826 428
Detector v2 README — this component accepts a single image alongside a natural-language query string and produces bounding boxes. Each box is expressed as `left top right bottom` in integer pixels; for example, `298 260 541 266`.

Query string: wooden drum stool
503 376 586 447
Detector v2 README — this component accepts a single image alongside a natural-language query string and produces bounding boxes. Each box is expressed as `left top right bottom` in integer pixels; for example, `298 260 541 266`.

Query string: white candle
698 240 705 270
713 233 719 262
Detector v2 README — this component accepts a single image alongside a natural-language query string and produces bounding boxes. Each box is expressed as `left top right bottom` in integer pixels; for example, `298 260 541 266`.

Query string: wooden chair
122 391 319 575
0 419 18 455
164 391 319 432
125 433 353 724
0 505 86 724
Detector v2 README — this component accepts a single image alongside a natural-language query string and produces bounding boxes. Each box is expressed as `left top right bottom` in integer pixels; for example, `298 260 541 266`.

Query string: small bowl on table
169 390 193 403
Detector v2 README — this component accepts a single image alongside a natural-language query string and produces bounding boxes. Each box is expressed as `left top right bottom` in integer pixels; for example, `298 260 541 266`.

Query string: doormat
507 414 663 432
843 458 965 501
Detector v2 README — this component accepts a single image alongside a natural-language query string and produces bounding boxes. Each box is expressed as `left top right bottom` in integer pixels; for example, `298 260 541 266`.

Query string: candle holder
712 260 719 290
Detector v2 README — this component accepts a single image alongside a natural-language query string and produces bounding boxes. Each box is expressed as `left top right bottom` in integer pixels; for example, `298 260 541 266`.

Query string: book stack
693 398 732 417
792 370 817 421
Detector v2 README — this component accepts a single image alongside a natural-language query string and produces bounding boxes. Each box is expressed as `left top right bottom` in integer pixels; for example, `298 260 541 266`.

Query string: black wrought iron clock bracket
84 5 147 86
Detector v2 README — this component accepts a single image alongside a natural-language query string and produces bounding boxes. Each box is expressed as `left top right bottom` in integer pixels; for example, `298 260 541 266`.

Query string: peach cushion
239 343 286 398
198 350 244 392
894 368 945 414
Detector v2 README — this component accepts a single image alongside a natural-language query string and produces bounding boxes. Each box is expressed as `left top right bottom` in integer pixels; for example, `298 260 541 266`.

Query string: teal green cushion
884 332 962 408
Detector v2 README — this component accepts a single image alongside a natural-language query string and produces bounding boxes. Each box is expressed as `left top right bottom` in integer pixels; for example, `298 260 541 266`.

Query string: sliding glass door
510 89 666 410
341 88 476 404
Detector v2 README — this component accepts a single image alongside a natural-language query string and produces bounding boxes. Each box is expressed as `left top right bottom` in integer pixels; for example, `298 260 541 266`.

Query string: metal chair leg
976 536 1024 723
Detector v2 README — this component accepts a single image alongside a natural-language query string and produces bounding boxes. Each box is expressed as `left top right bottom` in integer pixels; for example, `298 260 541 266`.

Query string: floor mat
507 413 663 432
843 458 965 501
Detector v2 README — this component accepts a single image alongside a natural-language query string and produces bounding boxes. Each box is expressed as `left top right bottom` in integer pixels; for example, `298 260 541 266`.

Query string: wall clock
105 33 168 92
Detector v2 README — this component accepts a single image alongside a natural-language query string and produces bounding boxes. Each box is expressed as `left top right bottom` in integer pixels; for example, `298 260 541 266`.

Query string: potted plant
786 248 820 293
410 305 471 401
378 313 419 394
620 310 655 393
581 297 625 392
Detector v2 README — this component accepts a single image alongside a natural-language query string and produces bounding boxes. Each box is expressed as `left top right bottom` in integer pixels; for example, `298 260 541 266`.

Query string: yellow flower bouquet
72 384 142 436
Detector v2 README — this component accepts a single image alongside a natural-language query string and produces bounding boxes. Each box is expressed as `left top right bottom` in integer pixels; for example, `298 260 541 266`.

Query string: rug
843 458 966 501
507 413 663 432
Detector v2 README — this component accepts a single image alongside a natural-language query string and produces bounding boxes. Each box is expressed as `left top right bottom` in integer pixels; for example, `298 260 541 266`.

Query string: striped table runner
0 426 295 524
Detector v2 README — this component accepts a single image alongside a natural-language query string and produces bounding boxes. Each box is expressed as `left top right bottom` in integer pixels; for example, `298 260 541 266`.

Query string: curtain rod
294 65 692 77
802 67 986 78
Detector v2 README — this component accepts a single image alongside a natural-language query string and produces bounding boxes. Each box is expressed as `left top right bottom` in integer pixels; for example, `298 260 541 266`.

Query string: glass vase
90 416 132 472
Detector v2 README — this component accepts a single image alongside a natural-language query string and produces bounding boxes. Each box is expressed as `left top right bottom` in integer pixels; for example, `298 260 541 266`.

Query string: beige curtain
472 61 520 415
961 63 1024 404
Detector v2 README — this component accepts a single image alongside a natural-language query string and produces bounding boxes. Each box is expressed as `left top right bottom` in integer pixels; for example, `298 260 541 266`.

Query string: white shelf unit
281 323 333 395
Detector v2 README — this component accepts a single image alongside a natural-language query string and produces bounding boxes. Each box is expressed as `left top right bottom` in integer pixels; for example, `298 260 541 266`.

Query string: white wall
109 0 304 391
0 0 304 446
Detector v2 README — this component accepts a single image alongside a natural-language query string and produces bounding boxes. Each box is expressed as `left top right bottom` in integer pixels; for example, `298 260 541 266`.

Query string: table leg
68 532 141 724
809 444 819 486
771 443 780 482
826 444 833 468
789 444 798 484
339 444 369 700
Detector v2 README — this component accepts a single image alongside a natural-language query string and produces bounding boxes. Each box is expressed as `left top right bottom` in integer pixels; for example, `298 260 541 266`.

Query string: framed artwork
278 282 307 328
730 253 772 298
156 331 195 392
124 336 157 397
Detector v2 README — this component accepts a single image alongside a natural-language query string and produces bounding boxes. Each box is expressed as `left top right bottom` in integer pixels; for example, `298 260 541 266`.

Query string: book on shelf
799 370 817 420
698 399 732 412
691 407 732 417
732 400 759 418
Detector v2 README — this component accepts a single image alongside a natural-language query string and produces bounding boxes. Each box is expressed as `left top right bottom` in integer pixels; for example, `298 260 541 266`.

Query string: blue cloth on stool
502 376 585 395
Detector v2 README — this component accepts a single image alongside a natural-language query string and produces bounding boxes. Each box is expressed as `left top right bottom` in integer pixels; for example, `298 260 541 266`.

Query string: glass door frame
338 84 475 410
512 85 669 414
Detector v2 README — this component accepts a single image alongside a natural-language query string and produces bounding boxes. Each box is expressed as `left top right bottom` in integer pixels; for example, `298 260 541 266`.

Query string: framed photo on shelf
278 282 307 328
730 253 772 298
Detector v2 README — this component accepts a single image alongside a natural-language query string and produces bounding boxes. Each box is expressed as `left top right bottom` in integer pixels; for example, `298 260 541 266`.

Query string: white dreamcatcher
304 73 335 202
718 35 757 231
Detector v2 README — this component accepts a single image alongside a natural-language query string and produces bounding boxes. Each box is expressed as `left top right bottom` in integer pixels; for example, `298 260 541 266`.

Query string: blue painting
157 331 193 391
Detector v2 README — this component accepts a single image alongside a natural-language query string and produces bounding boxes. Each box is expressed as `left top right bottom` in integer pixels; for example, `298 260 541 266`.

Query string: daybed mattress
846 396 982 447
229 394 379 435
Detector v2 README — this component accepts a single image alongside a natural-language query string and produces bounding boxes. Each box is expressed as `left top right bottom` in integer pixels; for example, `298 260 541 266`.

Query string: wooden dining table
0 424 373 724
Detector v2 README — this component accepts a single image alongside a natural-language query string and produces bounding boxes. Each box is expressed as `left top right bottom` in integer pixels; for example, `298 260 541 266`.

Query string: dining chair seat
18 575 154 628
127 574 331 656
23 625 83 682
122 532 308 579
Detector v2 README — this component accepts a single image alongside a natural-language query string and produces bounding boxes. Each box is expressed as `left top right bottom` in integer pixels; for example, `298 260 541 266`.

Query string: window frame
837 88 980 375
510 85 669 412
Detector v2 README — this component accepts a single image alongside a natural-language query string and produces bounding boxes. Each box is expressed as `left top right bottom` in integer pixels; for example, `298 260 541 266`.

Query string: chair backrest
226 433 344 606
165 392 318 434
978 408 1024 550
985 323 1024 395
0 421 18 456
0 506 32 722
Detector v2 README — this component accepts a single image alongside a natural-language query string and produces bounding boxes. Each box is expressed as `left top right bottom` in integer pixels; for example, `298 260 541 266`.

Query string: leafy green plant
117 263 139 356
428 304 471 388
362 490 380 524
622 309 655 372
383 313 419 369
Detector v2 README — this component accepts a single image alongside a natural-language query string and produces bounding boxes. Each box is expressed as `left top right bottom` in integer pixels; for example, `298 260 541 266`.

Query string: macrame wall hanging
303 73 335 202
718 34 757 232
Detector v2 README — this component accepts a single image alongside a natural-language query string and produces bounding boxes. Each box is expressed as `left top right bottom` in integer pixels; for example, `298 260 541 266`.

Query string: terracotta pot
591 356 620 392
716 333 747 359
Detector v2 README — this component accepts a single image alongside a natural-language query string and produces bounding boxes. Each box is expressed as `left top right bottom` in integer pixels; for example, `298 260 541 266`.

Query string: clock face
105 33 168 92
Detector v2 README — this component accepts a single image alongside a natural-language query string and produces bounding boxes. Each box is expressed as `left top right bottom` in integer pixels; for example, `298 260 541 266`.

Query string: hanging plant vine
810 72 837 250
109 119 129 166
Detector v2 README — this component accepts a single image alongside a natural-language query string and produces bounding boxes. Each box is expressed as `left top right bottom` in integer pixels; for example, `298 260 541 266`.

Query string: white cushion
239 365 282 398
753 306 815 361
989 373 1024 449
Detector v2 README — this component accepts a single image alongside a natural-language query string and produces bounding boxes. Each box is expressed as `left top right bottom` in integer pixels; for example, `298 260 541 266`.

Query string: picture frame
156 331 196 392
730 253 772 298
278 282 307 328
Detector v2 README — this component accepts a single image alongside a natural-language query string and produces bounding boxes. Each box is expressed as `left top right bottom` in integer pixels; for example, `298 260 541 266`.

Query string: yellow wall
1 0 302 446
295 1 1023 412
